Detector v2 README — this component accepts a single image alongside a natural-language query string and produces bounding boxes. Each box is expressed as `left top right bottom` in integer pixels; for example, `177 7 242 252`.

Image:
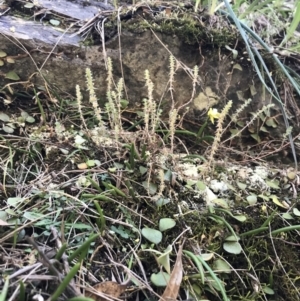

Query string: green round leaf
198 253 214 261
223 241 242 254
159 218 176 232
3 125 14 133
23 211 45 220
251 133 261 143
155 197 170 207
246 194 257 205
211 198 229 209
258 194 269 201
0 211 8 221
164 169 173 182
120 99 129 109
24 3 35 8
0 50 7 58
7 197 25 207
141 228 162 244
237 120 244 127
236 181 247 190
16 229 26 241
21 111 29 118
265 118 277 128
60 148 69 155
196 181 206 191
113 162 124 169
282 213 293 220
26 116 35 123
150 271 170 287
233 63 242 70
262 286 274 295
266 180 280 189
5 71 20 81
5 209 18 216
214 258 231 273
271 195 288 208
157 245 172 273
0 112 10 122
225 235 240 242
50 19 60 26
86 160 96 167
287 171 296 181
232 214 247 222
293 208 300 217
139 166 148 175
6 57 15 64
260 126 269 133
142 181 157 195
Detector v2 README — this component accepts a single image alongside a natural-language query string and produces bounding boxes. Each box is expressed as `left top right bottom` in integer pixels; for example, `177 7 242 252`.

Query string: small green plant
0 111 35 133
0 277 9 301
208 100 232 167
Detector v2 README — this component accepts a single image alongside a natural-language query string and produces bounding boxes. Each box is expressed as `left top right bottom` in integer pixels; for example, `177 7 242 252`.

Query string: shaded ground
1 86 300 300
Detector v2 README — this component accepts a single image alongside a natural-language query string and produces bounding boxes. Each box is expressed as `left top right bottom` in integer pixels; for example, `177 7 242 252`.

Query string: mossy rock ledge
0 0 285 121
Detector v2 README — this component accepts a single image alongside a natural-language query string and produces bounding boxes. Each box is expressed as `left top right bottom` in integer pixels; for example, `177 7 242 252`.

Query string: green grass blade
209 214 239 240
33 88 46 125
55 243 68 261
94 200 106 232
184 250 230 301
107 183 127 197
19 280 26 301
239 227 269 237
50 262 81 301
280 1 300 46
129 143 136 169
271 225 300 235
183 250 205 284
85 176 103 193
0 277 9 301
68 233 98 263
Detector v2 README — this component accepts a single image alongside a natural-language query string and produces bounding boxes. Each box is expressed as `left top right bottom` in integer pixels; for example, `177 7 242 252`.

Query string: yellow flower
207 108 220 124
261 205 267 213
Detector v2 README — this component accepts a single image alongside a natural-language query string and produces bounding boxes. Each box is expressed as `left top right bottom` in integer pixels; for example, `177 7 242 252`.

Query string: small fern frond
143 98 150 134
231 98 253 122
169 108 178 152
76 84 88 130
107 57 113 94
85 68 102 126
169 55 176 92
208 100 233 166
